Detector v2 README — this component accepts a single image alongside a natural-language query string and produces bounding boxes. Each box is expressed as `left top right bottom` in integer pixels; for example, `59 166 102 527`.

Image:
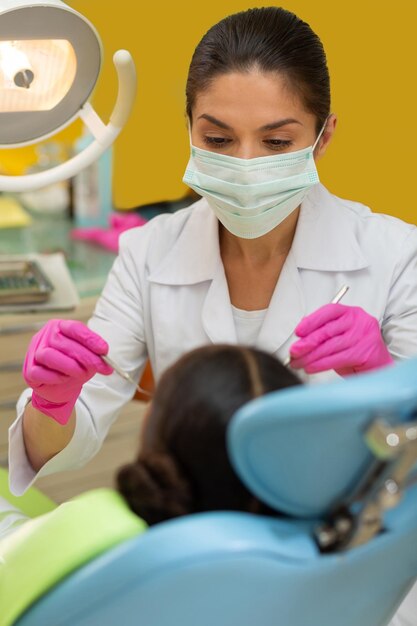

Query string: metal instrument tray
0 259 54 305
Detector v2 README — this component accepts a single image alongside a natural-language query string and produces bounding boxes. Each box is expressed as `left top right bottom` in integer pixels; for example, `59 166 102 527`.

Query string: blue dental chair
11 358 417 626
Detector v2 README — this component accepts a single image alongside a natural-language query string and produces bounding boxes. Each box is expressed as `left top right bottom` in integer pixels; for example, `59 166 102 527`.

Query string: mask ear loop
312 114 331 153
187 117 193 147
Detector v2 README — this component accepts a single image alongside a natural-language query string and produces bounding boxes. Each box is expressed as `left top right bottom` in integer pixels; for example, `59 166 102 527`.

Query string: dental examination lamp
0 0 137 192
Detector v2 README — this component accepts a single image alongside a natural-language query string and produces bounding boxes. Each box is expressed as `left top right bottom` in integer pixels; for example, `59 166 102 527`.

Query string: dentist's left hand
23 319 113 425
288 304 394 376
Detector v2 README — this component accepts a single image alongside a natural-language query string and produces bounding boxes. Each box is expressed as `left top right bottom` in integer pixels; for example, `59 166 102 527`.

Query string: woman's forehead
192 71 315 128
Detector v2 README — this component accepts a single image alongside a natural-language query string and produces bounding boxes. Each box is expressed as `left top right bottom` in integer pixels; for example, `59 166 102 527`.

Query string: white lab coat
8 183 417 625
9 183 417 491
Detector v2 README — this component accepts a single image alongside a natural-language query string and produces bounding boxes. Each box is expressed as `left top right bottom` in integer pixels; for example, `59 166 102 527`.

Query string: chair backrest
14 492 417 626
228 358 417 517
14 359 417 626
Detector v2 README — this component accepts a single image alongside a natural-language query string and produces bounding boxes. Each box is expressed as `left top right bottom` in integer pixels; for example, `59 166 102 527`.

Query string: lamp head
0 0 101 147
0 0 136 192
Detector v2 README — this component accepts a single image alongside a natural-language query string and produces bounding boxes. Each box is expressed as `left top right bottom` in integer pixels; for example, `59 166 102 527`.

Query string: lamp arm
0 50 137 193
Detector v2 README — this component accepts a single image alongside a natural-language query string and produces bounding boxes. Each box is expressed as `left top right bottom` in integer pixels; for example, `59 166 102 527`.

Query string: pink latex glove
289 303 394 376
71 212 147 253
23 319 113 425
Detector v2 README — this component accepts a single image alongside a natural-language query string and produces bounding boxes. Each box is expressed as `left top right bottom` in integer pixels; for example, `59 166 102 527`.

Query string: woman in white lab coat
10 7 417 496
9 7 417 622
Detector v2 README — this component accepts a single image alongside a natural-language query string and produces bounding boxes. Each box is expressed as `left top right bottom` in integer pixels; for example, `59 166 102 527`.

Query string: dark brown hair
186 7 330 132
117 345 300 525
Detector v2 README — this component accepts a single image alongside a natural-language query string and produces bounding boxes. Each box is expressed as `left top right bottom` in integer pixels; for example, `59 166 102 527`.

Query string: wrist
353 350 394 374
31 391 78 426
23 401 76 472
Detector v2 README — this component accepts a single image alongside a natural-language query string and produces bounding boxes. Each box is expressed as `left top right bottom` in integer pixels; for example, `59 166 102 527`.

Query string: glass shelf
0 214 116 298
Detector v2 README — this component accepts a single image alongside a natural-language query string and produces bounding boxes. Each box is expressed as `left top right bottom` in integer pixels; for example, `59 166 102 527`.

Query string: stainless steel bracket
315 416 417 552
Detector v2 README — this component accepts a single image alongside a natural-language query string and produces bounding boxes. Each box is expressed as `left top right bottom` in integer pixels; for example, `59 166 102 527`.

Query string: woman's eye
265 139 293 151
203 136 232 149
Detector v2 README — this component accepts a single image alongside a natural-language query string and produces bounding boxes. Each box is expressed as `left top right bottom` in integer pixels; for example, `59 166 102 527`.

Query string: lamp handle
110 50 137 129
0 50 137 193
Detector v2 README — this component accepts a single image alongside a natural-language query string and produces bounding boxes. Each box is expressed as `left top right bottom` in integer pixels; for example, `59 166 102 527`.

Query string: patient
117 344 301 524
0 345 300 538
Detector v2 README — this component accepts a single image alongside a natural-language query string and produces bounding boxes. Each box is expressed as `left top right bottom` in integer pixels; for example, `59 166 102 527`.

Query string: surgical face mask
183 122 327 239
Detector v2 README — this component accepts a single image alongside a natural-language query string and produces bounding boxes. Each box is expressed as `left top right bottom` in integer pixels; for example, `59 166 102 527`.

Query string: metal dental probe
101 354 152 398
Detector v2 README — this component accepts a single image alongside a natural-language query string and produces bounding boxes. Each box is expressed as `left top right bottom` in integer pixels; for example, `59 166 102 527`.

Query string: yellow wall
1 1 416 223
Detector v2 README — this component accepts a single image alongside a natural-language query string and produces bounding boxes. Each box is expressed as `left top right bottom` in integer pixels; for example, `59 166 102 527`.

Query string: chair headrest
228 358 417 519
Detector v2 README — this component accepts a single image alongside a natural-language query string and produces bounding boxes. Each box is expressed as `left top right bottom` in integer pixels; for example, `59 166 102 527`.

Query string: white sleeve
383 229 417 359
0 495 30 541
388 581 417 626
8 233 148 496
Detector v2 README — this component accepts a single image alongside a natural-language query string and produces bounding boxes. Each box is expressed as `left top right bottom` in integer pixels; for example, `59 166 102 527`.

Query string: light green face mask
183 122 327 239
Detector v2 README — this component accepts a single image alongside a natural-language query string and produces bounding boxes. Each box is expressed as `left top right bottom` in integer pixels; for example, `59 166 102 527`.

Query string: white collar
148 185 369 286
148 199 221 285
291 184 369 271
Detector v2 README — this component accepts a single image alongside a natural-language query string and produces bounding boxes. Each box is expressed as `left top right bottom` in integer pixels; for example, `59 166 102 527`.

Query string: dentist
10 7 417 500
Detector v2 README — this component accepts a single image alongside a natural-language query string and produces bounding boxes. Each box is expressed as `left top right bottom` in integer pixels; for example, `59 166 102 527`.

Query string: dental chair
5 357 417 626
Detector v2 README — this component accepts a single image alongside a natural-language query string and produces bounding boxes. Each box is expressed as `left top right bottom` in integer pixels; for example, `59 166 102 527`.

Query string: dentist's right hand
23 319 113 425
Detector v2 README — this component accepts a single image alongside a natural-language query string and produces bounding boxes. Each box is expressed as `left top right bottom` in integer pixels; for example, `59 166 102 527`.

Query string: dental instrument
101 354 152 398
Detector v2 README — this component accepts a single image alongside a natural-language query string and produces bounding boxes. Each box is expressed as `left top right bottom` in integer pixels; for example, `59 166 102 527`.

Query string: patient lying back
117 344 301 524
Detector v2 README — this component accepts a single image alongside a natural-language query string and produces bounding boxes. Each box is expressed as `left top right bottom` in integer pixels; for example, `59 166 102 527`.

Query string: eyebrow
197 114 302 131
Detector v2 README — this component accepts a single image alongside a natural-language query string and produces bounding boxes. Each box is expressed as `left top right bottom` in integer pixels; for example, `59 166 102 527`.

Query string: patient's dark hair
117 345 300 525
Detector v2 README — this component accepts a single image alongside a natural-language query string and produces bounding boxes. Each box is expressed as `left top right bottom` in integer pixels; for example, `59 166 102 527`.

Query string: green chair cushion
0 488 146 626
0 467 56 518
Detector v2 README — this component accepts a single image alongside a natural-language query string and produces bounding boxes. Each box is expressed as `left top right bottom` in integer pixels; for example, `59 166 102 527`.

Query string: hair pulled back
117 345 300 525
186 7 330 132
117 452 192 526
